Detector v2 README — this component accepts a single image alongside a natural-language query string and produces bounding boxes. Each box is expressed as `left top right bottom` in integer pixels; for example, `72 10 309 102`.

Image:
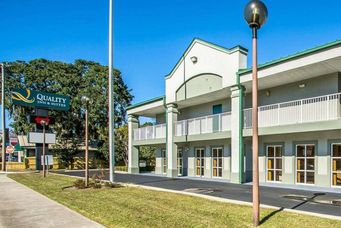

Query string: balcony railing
175 112 231 136
133 123 166 141
244 93 341 129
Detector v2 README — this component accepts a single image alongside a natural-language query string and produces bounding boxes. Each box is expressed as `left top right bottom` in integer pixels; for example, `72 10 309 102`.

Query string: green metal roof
238 39 341 76
127 95 165 110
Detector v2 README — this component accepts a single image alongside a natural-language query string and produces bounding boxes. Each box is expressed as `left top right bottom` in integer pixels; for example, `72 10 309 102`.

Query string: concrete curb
49 172 341 221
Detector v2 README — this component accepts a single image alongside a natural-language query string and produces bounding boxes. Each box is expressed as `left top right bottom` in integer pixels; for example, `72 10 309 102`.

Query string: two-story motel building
127 38 341 189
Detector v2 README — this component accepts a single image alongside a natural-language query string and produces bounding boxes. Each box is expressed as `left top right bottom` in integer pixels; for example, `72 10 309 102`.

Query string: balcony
175 112 231 136
133 124 166 141
244 93 341 129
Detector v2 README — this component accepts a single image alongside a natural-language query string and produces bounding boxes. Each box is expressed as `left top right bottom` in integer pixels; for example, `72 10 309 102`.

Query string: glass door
296 144 315 184
267 145 283 182
212 147 223 178
161 149 167 174
196 148 205 177
332 144 341 187
177 149 183 176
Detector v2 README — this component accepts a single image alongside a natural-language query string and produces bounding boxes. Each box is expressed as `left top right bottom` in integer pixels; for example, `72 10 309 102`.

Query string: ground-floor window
212 147 222 177
296 144 315 184
177 148 183 176
332 143 341 187
161 149 167 174
196 148 205 177
267 145 283 182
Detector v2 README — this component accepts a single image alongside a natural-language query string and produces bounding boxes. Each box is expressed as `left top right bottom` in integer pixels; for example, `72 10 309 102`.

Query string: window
267 145 283 182
332 144 341 187
212 147 223 177
161 149 167 174
296 144 315 184
196 148 205 177
177 149 183 176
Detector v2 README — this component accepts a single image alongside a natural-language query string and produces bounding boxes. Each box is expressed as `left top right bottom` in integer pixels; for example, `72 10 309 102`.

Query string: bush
93 183 102 189
73 179 86 189
104 182 122 188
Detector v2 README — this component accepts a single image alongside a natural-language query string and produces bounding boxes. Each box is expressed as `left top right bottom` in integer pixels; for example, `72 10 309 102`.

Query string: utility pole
1 64 5 171
108 0 115 182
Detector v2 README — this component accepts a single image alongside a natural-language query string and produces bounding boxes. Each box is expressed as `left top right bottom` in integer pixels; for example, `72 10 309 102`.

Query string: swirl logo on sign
11 89 35 104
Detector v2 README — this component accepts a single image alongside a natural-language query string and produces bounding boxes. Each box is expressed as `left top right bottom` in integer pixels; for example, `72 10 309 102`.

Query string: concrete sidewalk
0 174 104 228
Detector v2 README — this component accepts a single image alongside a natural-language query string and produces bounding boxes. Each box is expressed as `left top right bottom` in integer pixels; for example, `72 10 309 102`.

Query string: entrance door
296 144 315 184
212 104 222 132
177 149 183 176
332 143 341 187
161 149 167 174
196 148 205 177
266 145 283 182
212 147 223 178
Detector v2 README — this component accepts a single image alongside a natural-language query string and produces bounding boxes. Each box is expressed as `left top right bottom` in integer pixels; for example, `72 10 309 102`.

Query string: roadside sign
28 132 56 144
6 146 14 154
11 88 70 111
41 155 54 166
10 138 18 146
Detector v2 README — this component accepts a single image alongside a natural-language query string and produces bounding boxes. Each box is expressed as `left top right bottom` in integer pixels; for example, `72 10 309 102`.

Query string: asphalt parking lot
54 170 341 217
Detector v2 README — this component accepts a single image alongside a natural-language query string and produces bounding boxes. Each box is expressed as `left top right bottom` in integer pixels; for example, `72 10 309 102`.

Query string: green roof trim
238 39 341 76
127 95 165 110
165 38 248 79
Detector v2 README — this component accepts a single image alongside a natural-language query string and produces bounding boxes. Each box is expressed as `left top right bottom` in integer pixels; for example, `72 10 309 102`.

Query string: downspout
237 73 245 183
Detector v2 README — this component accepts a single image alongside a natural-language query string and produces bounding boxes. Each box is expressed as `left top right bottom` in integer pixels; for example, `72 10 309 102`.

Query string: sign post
11 89 69 173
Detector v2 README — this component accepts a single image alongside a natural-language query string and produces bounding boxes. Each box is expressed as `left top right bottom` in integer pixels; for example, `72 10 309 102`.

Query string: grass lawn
8 173 341 228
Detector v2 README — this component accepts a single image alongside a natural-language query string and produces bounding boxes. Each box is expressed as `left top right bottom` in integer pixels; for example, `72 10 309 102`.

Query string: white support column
230 85 245 184
128 114 139 174
166 103 178 178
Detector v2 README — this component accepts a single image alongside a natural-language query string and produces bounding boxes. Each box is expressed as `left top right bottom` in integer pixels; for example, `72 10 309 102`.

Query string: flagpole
108 0 115 182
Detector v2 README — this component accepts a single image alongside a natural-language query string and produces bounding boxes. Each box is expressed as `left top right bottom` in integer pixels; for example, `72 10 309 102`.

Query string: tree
115 125 128 166
5 59 133 167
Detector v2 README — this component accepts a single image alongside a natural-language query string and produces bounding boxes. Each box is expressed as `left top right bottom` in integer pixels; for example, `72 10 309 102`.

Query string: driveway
54 170 341 217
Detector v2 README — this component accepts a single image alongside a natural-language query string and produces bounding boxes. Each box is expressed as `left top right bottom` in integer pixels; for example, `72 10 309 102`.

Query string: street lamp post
244 0 268 226
1 64 5 171
81 96 90 187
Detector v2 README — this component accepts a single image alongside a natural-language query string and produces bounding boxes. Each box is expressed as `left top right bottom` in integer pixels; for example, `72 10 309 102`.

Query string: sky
0 0 341 127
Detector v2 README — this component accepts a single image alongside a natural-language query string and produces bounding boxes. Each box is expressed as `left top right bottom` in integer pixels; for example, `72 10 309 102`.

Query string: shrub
104 182 122 188
93 183 102 189
73 179 86 189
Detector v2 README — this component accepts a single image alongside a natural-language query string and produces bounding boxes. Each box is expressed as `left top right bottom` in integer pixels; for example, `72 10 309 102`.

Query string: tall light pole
1 64 5 171
108 0 115 182
81 96 90 187
244 1 268 226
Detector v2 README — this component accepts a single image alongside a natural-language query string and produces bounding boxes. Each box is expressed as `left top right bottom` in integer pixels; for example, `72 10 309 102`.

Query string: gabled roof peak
165 38 248 79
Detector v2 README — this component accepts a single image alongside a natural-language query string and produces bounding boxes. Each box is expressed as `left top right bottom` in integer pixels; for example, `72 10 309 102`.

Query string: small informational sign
11 88 70 111
28 132 56 144
41 155 54 165
6 146 14 154
139 160 147 168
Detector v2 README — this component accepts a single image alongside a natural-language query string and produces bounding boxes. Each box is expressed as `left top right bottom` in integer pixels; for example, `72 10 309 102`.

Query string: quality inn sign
11 89 70 111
